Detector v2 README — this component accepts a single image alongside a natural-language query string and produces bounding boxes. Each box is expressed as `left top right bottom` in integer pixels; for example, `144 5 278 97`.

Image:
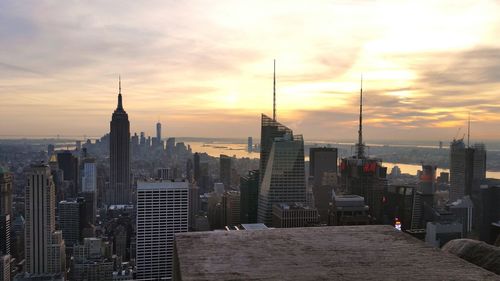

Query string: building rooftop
275 202 314 210
174 225 499 281
137 180 189 190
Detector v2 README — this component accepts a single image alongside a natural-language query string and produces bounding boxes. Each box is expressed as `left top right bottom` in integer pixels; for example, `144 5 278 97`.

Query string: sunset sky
1 0 500 142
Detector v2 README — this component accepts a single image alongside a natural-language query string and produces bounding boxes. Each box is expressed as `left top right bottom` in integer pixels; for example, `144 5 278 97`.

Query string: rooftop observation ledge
173 225 499 281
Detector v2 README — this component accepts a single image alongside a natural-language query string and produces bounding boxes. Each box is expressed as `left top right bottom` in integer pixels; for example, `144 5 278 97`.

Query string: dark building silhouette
449 139 474 202
419 164 437 195
328 195 370 226
339 79 387 223
156 121 162 143
193 153 200 184
109 78 131 205
478 181 500 244
57 150 79 197
473 143 487 180
309 147 338 187
186 159 194 183
240 170 259 224
59 198 88 247
385 185 419 230
220 154 231 190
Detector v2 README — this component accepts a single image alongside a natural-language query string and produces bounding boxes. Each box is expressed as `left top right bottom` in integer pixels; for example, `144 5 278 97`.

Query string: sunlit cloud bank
1 0 499 141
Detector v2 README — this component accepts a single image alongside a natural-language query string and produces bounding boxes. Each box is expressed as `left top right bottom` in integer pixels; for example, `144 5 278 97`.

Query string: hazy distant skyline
1 1 500 141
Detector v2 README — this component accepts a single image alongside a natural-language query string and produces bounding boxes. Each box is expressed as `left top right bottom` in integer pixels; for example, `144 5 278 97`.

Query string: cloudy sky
1 0 500 142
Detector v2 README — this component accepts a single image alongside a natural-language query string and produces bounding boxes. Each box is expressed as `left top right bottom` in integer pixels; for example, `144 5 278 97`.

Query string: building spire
467 111 471 147
273 59 276 121
356 75 365 158
117 75 123 110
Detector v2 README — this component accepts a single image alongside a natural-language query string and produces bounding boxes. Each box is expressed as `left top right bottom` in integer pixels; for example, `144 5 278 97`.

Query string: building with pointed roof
108 77 131 205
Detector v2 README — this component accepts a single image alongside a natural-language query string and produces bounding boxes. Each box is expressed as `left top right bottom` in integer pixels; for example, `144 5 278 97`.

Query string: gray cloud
418 47 500 86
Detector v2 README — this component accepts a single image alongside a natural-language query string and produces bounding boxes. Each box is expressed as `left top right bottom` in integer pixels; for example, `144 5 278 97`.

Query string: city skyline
1 1 500 141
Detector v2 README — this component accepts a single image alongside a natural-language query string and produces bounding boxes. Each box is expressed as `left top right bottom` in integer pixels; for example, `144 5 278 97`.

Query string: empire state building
109 78 131 205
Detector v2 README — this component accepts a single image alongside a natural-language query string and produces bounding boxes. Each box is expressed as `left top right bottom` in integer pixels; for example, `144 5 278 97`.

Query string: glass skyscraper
258 117 306 225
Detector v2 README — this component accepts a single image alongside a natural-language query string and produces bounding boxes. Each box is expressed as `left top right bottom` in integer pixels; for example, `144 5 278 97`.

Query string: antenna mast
356 75 365 158
467 112 470 147
273 59 276 121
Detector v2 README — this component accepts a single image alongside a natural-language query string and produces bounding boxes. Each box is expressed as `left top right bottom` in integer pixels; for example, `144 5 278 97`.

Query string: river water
185 141 500 179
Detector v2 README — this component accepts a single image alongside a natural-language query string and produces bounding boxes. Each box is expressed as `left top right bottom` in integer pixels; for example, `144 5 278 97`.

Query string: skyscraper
309 147 338 187
259 114 292 185
59 198 86 247
256 62 306 225
221 191 240 227
240 170 259 224
193 153 201 184
188 184 199 231
449 139 474 202
25 164 65 276
81 158 97 193
472 143 486 181
186 159 194 183
339 79 388 223
156 121 162 142
109 78 131 205
0 167 12 220
136 181 189 280
0 167 12 281
57 150 79 198
219 154 231 190
258 130 307 225
81 158 97 225
166 138 176 155
247 137 253 152
419 164 437 195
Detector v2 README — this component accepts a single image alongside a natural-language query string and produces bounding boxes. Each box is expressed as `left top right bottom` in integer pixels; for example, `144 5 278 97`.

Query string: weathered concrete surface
174 225 500 281
442 239 500 275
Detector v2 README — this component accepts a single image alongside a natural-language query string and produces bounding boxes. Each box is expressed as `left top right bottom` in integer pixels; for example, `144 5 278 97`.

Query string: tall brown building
109 78 131 205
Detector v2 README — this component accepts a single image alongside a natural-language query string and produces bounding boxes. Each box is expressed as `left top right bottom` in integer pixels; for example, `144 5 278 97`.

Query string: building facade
109 81 131 205
329 195 370 226
258 131 306 225
309 147 338 187
219 155 232 190
59 199 86 247
259 114 292 185
25 164 65 275
272 203 319 228
57 150 79 198
222 191 240 227
240 170 259 224
339 157 388 223
71 238 113 281
136 181 189 280
449 139 474 202
81 158 97 193
0 167 12 280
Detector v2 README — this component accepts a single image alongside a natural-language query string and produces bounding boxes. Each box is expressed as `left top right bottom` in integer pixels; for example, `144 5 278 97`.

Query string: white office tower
81 159 97 192
136 181 189 280
25 164 66 277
